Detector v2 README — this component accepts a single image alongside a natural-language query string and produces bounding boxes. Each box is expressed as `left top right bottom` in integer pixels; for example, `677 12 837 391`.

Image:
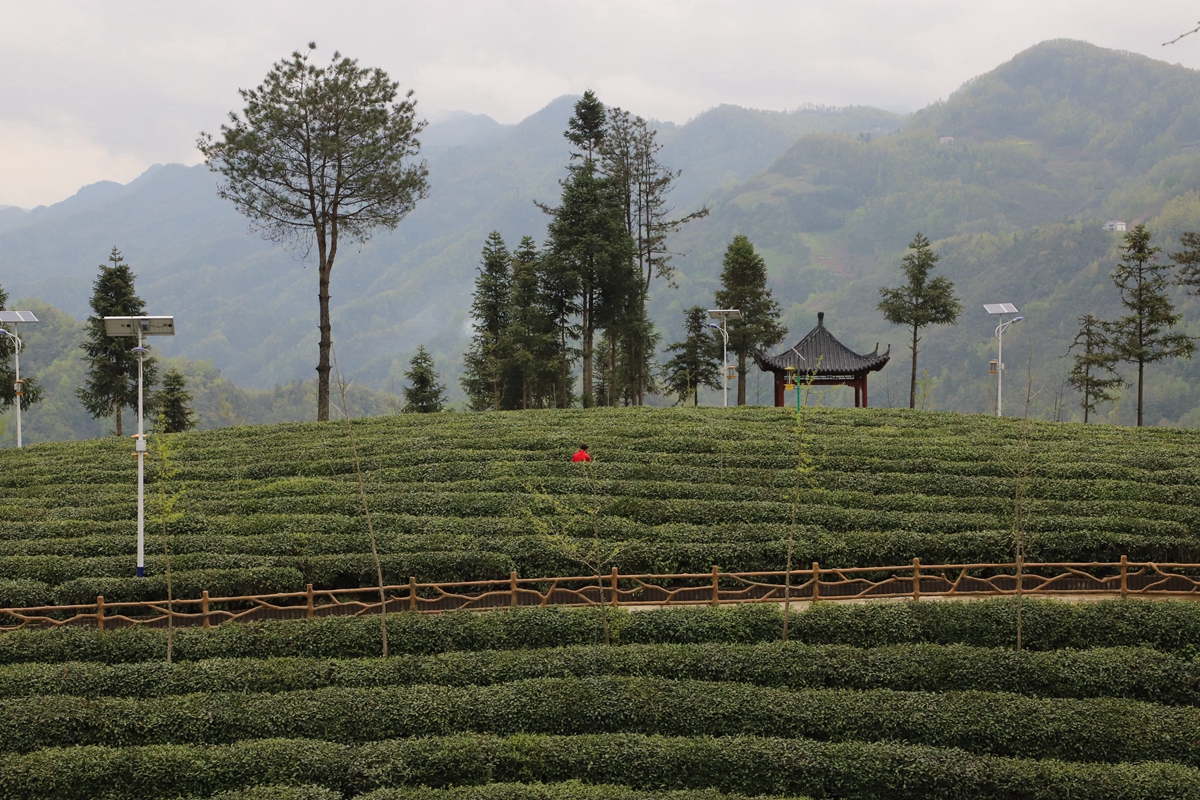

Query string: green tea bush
2 734 1196 800
3 600 1200 665
355 782 807 800
2 642 1193 705
2 677 1195 765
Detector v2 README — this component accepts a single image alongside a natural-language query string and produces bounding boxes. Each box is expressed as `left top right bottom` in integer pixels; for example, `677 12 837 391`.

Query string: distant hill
661 40 1200 426
0 97 900 441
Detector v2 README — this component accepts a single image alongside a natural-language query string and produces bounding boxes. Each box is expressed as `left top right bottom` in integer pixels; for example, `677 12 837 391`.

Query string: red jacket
572 449 592 462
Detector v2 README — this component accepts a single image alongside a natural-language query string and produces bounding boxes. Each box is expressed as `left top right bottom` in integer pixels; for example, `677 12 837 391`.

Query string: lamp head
708 323 720 330
132 345 148 357
1013 316 1024 323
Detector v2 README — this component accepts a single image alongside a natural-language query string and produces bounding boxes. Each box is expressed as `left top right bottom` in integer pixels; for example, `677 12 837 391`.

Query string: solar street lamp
984 304 1023 418
707 309 741 408
0 310 38 449
104 316 175 577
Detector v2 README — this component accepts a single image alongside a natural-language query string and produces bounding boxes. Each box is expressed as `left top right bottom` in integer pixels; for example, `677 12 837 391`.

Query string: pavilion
754 312 890 408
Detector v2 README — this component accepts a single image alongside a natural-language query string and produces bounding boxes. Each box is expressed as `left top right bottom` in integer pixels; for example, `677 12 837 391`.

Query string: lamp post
103 316 175 577
984 304 1024 417
707 309 741 408
0 311 39 449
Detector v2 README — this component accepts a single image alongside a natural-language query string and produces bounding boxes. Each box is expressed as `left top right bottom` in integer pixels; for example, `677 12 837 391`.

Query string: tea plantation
2 406 1200 606
2 406 1200 799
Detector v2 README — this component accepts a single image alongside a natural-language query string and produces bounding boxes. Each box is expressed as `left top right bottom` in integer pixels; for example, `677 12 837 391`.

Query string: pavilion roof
755 312 890 380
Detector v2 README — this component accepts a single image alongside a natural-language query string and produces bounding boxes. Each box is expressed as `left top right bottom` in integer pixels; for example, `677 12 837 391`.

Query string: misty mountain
660 39 1200 424
0 97 900 403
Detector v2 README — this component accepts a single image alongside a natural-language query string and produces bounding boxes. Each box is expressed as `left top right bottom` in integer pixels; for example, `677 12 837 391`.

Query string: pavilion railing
1 556 1198 631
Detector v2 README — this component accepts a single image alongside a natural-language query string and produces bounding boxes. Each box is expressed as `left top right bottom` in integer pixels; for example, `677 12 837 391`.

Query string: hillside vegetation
2 405 1199 606
4 406 1200 798
668 40 1200 425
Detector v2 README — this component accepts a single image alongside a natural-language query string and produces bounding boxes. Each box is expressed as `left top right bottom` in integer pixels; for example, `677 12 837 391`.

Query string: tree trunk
737 351 747 405
115 406 123 438
1137 360 1144 427
609 337 617 407
582 296 593 409
316 264 333 422
909 324 919 410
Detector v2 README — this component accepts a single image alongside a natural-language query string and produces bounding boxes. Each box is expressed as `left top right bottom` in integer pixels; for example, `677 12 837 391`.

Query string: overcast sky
4 0 1200 209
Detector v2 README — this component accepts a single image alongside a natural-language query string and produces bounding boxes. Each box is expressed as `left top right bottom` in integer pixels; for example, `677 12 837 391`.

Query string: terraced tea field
2 601 1200 799
3 406 1200 606
4 406 1200 798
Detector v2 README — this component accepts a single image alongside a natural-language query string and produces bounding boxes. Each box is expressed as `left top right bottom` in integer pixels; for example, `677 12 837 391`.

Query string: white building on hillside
938 136 954 144
1103 221 1127 232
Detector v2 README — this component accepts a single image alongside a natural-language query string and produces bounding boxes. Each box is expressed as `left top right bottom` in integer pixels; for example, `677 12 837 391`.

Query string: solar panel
983 303 1018 315
0 311 38 323
103 316 176 336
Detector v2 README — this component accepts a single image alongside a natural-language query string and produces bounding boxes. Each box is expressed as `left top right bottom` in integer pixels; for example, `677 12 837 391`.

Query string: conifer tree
714 236 785 405
402 345 446 413
153 367 197 433
199 44 429 422
1108 225 1194 426
878 232 962 409
461 231 516 411
507 237 561 409
663 306 723 406
78 248 159 436
1065 313 1123 423
0 285 43 413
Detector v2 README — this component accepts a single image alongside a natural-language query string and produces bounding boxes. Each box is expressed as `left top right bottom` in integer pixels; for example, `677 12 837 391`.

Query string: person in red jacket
572 443 592 462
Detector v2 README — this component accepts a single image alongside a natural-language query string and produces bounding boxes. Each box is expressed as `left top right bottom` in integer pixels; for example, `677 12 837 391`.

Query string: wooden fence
2 556 1199 631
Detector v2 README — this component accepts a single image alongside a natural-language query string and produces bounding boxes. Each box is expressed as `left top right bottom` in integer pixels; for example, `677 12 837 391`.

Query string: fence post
611 567 619 608
912 558 921 601
1120 555 1128 599
306 584 315 619
201 591 210 629
812 561 820 602
711 565 720 606
409 576 418 611
510 571 519 607
96 595 105 632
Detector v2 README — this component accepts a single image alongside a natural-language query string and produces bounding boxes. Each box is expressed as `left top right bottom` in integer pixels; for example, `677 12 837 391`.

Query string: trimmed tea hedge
3 600 1200 665
2 734 1196 800
5 406 1200 606
184 783 806 800
1 642 1193 705
1 677 1195 765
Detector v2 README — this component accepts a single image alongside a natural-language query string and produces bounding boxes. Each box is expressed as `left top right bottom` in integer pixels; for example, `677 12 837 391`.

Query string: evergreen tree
153 367 197 433
402 345 446 413
545 143 634 408
1108 225 1194 426
77 248 159 436
0 285 43 413
461 232 516 411
663 306 723 406
1065 314 1123 423
600 108 706 404
1170 231 1200 291
714 236 785 405
878 232 962 409
506 237 561 409
199 44 429 422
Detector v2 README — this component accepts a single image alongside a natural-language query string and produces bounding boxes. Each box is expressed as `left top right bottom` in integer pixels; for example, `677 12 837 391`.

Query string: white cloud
3 0 1200 206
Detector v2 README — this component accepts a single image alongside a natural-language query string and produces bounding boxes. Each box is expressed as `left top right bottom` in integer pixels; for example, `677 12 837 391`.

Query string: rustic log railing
2 556 1199 631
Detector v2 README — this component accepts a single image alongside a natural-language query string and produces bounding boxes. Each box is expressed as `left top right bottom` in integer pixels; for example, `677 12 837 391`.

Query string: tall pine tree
507 237 562 409
878 232 962 409
1065 313 1123 423
78 248 159 436
461 232 517 411
1108 225 1194 426
714 236 785 405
